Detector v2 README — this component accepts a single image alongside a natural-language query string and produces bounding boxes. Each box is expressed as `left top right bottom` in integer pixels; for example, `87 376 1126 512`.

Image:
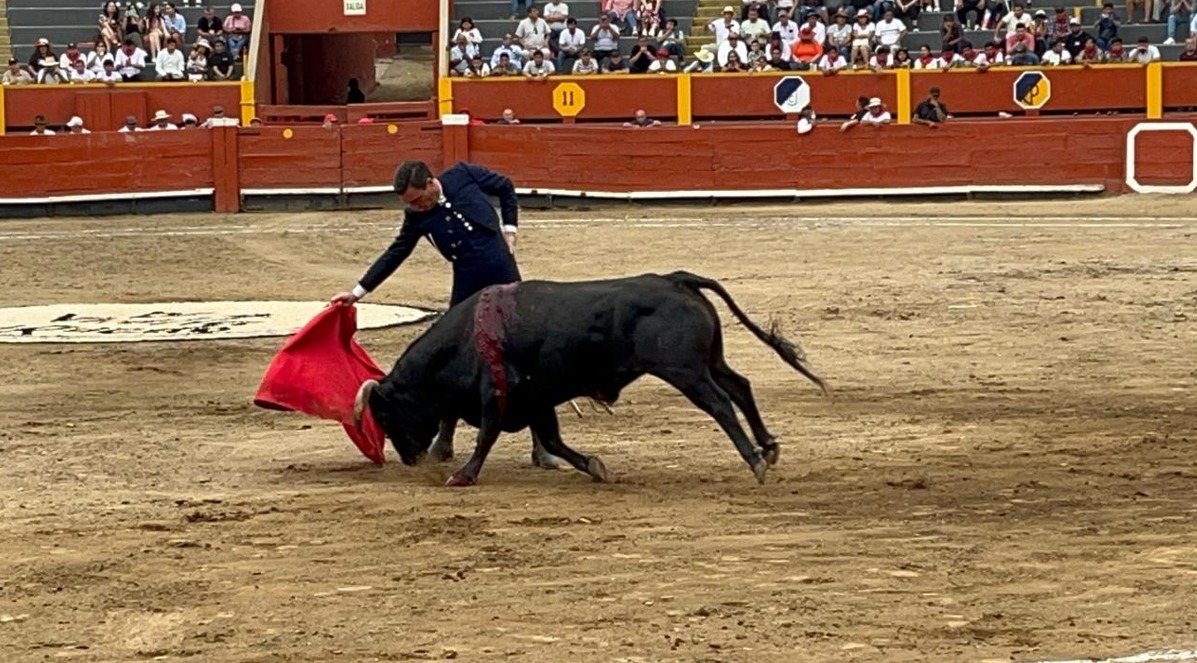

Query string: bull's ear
353 379 379 429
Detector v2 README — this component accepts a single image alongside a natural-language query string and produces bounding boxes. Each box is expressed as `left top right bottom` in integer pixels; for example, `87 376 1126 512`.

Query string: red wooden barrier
4 84 242 132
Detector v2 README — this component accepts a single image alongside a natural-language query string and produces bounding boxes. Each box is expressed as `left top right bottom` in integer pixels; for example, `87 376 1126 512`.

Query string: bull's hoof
751 458 768 485
762 444 780 467
531 450 565 470
586 456 609 483
428 440 454 463
445 473 477 488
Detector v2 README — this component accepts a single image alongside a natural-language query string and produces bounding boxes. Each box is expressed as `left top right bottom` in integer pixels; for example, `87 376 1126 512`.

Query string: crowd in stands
447 0 1197 77
2 2 252 85
22 105 250 134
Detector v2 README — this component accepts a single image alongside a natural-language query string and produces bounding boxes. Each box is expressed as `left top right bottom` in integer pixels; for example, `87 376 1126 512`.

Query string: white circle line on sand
0 217 1192 242
1031 649 1197 663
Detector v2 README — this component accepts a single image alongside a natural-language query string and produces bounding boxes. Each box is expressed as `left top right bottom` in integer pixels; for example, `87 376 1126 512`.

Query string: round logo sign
0 301 438 344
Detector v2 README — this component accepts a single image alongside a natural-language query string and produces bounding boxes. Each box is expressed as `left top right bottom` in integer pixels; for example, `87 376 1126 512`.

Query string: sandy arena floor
1 197 1196 663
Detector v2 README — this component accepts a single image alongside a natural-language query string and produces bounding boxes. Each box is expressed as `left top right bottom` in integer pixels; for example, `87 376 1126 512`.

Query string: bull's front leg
445 416 503 487
427 419 458 462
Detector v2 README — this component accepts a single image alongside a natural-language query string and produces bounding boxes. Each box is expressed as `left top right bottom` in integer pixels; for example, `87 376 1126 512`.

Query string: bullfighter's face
400 177 442 212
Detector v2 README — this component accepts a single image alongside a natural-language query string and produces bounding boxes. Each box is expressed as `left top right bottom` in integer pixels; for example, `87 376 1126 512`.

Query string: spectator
995 3 1033 40
649 47 678 71
773 10 801 44
59 42 86 71
3 58 33 85
464 54 492 76
87 42 115 75
827 11 853 55
557 18 587 70
892 46 913 66
572 49 601 73
657 18 687 59
322 113 338 129
850 10 875 67
977 40 1005 66
149 110 178 130
603 0 639 31
803 13 827 44
913 87 947 127
765 33 793 67
1030 10 1050 54
742 0 770 22
980 0 1007 29
490 52 521 75
198 6 224 44
118 115 141 132
795 107 816 134
96 60 122 83
1126 0 1153 23
1077 37 1104 64
941 15 963 52
875 9 907 49
515 7 552 58
347 78 365 103
894 0 922 27
1063 18 1092 56
66 116 91 134
156 38 186 80
38 59 69 84
591 16 622 62
791 26 825 67
1129 35 1161 62
623 109 661 127
224 4 253 60
543 0 569 44
30 115 56 135
181 113 199 129
1041 38 1072 63
123 10 143 47
99 2 124 52
1006 23 1035 52
860 97 891 126
818 45 849 71
957 0 986 29
1106 36 1129 60
1095 4 1120 50
1049 6 1070 39
604 50 631 72
1008 41 1040 63
141 5 167 58
203 105 240 127
741 7 773 42
684 49 716 72
491 108 519 125
629 35 657 72
68 59 95 82
510 0 532 20
490 34 526 69
29 38 56 75
449 35 479 75
523 50 555 78
869 44 894 68
1177 35 1197 58
707 7 741 49
163 3 186 46
637 0 662 37
749 44 775 70
722 49 749 70
453 18 483 48
187 45 209 81
839 96 874 131
1164 0 1190 44
208 38 233 78
776 0 797 23
933 46 965 66
718 31 749 66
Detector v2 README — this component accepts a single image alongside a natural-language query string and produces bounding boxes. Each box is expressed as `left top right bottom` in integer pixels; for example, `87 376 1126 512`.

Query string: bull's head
353 378 437 466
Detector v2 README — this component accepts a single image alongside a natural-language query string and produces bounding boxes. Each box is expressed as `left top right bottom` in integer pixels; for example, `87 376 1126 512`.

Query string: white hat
857 8 869 16
182 113 198 123
868 97 882 107
695 49 715 63
37 37 50 46
153 110 171 122
67 116 84 127
231 3 243 11
722 5 734 12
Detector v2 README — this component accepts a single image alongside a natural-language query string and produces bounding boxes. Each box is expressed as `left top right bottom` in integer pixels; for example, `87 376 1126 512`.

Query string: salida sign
344 0 367 15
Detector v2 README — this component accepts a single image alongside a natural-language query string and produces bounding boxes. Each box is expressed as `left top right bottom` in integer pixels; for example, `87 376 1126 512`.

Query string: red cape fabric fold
253 304 388 464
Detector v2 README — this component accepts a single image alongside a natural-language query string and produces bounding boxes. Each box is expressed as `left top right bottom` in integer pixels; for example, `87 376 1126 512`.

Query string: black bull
353 271 827 486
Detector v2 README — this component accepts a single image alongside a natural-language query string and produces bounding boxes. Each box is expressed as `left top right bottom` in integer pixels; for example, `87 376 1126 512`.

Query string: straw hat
152 110 171 122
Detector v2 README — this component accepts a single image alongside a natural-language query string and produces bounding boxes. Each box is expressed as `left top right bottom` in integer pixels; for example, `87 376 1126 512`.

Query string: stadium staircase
5 0 255 68
686 0 1188 59
0 0 11 62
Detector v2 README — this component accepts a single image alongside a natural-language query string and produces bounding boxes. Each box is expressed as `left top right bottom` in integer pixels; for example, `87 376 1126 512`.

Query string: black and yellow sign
1013 71 1051 110
552 83 586 117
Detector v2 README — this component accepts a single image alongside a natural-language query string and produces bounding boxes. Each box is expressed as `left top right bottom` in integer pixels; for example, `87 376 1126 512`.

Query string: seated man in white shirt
66 116 91 134
67 59 94 82
772 10 800 45
556 17 587 71
648 48 678 71
716 31 749 67
571 49 601 74
96 59 122 82
1040 38 1072 64
860 97 892 126
30 115 56 135
118 115 141 132
522 50 556 78
155 38 186 80
149 109 179 130
739 6 773 42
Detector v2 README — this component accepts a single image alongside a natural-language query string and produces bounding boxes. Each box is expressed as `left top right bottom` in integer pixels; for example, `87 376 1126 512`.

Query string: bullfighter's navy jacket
356 162 522 306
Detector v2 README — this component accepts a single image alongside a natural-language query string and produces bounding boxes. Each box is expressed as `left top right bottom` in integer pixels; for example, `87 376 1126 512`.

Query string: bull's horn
353 379 379 428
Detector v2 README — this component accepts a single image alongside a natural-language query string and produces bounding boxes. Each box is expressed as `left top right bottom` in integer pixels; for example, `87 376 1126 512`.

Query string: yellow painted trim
676 74 692 126
895 67 911 125
438 77 453 117
239 78 256 126
1146 61 1163 120
0 83 6 136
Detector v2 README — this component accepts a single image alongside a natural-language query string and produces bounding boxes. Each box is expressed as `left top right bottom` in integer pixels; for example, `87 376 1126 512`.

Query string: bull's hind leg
711 362 781 467
428 418 458 462
656 368 769 484
530 408 608 482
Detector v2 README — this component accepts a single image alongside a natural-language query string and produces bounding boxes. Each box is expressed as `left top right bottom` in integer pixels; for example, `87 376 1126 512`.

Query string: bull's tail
666 271 828 395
